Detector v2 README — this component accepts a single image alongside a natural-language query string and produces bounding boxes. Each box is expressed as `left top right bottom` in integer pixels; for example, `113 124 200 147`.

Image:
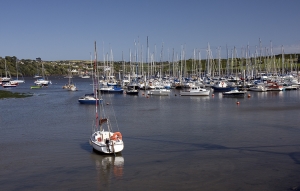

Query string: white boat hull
10 80 25 84
148 90 170 96
90 131 124 154
180 90 210 96
147 87 170 96
90 140 124 154
34 79 51 86
248 87 267 92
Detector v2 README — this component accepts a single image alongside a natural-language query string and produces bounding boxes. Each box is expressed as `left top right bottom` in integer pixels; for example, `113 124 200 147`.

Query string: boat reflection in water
91 152 124 186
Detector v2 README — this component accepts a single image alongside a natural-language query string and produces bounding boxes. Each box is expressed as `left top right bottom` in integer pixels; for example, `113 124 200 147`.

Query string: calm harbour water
1 77 300 191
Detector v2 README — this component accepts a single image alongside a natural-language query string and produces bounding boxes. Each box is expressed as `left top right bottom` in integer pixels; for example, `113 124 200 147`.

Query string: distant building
36 57 42 62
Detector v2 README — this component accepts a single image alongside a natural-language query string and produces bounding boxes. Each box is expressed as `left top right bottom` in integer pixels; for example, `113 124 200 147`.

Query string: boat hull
34 79 51 86
10 80 25 84
90 140 124 154
180 90 210 96
78 93 102 104
100 90 124 94
98 86 124 94
222 93 245 98
147 89 170 96
90 131 124 154
78 99 102 104
126 90 139 95
222 91 246 97
248 84 267 92
212 86 236 92
3 85 17 88
148 92 170 96
2 82 17 88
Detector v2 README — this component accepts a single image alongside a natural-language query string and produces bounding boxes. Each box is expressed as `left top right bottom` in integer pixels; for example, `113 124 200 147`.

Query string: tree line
1 54 299 78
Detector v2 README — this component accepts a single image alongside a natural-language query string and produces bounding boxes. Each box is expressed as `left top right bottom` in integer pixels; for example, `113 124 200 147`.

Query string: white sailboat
0 59 11 83
78 57 101 104
34 61 51 86
89 41 124 154
10 58 25 84
81 56 91 78
62 63 77 91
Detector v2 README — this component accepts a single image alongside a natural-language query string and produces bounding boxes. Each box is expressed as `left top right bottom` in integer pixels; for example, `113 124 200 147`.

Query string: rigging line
101 94 111 132
111 100 120 132
106 92 120 132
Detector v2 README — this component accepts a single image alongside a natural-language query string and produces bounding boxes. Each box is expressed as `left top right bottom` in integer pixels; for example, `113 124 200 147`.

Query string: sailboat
0 59 11 83
62 78 77 91
81 56 91 79
89 41 124 154
78 56 102 104
126 79 139 95
62 63 77 91
34 61 51 86
10 58 25 84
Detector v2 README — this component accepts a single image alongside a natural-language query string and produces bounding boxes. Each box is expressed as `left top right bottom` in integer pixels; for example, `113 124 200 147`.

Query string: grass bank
0 90 32 99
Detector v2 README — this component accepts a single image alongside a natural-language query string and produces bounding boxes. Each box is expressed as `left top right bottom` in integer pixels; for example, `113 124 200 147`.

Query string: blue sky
1 0 299 61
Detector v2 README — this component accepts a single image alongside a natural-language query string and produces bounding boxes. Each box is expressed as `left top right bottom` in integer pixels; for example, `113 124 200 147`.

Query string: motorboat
248 85 267 92
78 93 102 104
2 81 17 88
147 86 170 96
265 81 283 91
212 81 236 92
99 85 124 94
126 84 139 95
180 85 210 96
222 89 246 97
34 78 51 86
